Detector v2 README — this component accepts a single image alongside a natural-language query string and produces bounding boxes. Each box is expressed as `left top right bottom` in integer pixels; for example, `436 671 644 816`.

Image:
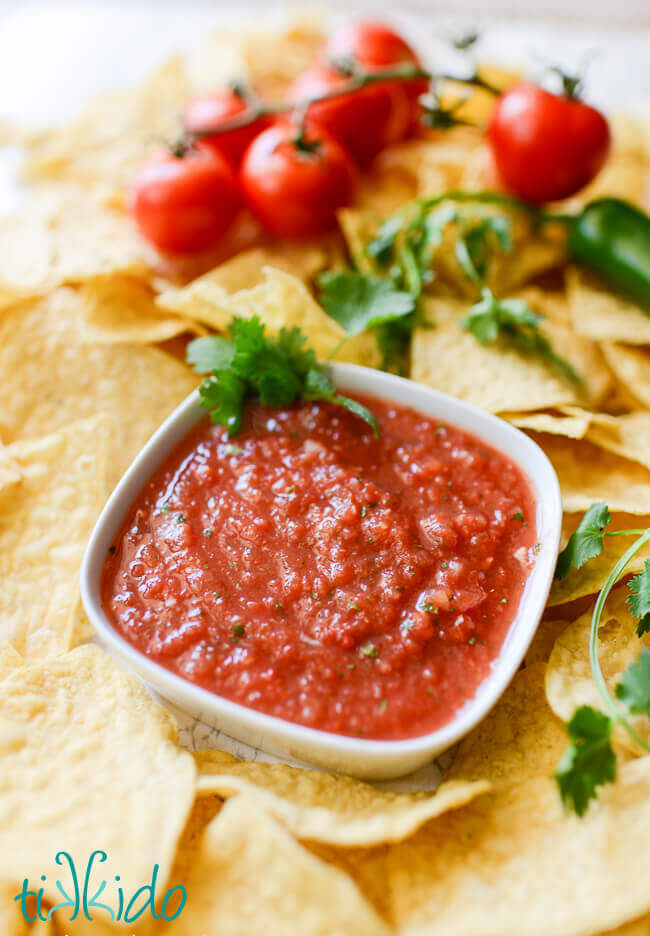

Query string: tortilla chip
528 432 650 514
546 587 650 754
80 276 203 344
549 512 650 607
0 644 23 680
158 244 328 310
602 342 650 409
0 645 196 918
159 265 381 367
241 23 325 99
0 417 108 658
194 749 490 846
501 409 591 439
0 447 22 488
385 757 650 936
0 884 28 936
568 268 650 345
411 295 609 413
598 913 650 936
586 412 650 470
0 191 157 308
166 796 390 936
525 618 571 665
337 209 382 275
0 289 198 489
445 664 567 786
22 58 188 196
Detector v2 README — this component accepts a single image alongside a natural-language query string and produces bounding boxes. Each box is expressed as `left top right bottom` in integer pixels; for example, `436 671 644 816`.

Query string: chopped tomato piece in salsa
102 395 537 740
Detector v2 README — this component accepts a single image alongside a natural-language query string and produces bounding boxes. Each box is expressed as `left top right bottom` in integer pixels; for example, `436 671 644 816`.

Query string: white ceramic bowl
81 363 562 780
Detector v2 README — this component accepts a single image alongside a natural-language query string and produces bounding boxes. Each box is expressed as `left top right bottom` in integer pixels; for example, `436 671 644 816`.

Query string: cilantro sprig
318 190 578 379
187 316 378 438
552 506 650 815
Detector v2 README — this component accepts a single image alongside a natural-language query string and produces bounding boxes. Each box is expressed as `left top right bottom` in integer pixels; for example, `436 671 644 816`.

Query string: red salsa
102 395 537 740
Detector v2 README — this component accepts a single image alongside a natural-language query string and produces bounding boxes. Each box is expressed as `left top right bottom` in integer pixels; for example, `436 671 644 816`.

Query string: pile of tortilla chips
1 14 650 935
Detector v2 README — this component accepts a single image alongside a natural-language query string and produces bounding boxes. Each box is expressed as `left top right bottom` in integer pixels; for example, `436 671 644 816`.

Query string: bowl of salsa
81 363 561 779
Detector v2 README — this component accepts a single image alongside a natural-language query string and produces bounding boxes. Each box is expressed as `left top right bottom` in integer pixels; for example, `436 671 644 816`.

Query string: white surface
81 363 562 780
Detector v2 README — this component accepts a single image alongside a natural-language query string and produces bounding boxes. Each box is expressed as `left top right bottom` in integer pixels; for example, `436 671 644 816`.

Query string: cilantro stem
605 529 649 537
589 530 650 752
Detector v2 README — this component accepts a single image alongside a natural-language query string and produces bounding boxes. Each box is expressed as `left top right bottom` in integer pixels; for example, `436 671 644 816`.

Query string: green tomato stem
589 529 650 752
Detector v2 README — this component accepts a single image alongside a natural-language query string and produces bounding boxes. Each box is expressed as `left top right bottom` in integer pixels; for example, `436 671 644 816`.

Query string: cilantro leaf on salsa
187 316 379 438
318 271 415 337
198 368 245 437
626 559 650 636
555 706 616 816
615 647 650 715
304 368 378 437
555 502 611 580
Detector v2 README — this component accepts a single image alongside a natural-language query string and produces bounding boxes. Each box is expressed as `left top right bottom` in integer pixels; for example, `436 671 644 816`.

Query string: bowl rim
81 362 562 764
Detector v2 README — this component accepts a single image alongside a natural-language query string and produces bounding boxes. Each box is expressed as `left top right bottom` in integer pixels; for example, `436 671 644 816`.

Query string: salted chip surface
0 884 29 936
410 295 609 413
165 796 390 936
0 645 196 915
0 416 108 658
501 409 591 439
568 268 650 345
0 644 23 680
159 265 380 366
602 342 650 409
240 22 325 98
585 412 650 471
0 192 157 308
549 512 650 607
385 757 650 936
524 618 571 665
0 290 198 489
529 432 650 514
445 663 567 786
194 749 489 846
546 587 650 753
80 276 202 344
598 912 650 935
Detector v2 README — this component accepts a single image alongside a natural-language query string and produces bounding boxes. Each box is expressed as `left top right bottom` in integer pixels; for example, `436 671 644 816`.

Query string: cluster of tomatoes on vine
129 20 611 255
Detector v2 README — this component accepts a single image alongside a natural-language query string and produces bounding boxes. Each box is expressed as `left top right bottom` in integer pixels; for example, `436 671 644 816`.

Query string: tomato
487 83 611 203
183 89 269 166
128 147 242 254
287 63 410 168
240 121 359 238
323 21 428 131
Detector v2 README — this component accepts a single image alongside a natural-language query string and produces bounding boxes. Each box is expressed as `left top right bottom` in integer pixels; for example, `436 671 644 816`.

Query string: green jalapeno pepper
567 198 650 311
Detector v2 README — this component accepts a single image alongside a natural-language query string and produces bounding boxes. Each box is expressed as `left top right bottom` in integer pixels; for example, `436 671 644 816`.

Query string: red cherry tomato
324 21 428 131
128 147 242 254
183 89 269 166
240 121 359 238
487 83 611 203
287 63 410 168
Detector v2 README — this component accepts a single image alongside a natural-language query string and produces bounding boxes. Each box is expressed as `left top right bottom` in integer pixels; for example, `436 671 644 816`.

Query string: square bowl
81 363 562 780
